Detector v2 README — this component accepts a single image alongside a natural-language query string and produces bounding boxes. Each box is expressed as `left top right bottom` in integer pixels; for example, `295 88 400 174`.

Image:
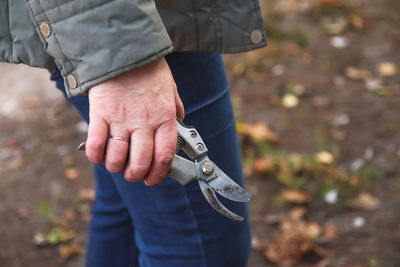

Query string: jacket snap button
67 74 78 89
250 29 262 44
40 22 52 38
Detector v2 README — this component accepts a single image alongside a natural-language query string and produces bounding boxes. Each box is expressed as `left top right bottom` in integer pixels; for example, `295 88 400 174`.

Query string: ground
0 0 399 266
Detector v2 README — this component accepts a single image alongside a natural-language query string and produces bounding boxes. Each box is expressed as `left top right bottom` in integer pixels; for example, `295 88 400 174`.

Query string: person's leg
51 50 251 267
100 52 251 267
51 72 139 267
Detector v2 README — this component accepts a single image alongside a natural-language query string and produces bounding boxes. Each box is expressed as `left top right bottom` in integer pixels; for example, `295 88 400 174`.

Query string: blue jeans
51 52 251 267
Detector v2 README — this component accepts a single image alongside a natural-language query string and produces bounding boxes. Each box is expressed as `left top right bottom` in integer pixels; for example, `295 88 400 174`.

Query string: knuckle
162 105 176 119
106 160 123 173
157 152 174 166
124 172 141 183
145 174 165 186
87 139 104 152
124 163 149 182
86 150 103 164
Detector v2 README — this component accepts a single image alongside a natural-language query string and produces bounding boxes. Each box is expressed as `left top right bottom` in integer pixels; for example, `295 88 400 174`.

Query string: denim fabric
51 51 251 267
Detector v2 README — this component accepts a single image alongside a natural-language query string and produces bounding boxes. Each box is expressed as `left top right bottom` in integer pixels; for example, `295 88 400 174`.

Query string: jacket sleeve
25 0 174 97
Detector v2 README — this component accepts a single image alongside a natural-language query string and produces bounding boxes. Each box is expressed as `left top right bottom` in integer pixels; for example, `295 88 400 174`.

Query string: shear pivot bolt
196 143 204 151
201 162 214 175
189 130 197 138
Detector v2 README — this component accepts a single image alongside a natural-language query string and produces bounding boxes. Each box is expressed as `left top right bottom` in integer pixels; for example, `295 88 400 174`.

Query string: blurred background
1 0 399 266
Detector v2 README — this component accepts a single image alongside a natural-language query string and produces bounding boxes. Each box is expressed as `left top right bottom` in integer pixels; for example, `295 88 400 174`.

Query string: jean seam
181 188 207 267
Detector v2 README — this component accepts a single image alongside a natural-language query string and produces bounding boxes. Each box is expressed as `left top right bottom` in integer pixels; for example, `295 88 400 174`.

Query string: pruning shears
77 119 251 221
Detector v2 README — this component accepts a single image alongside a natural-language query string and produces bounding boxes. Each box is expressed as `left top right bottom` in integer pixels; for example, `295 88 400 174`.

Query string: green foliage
38 201 52 218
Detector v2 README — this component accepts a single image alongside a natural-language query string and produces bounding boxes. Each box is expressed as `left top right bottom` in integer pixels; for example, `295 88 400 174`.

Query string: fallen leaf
253 157 277 174
350 15 364 30
252 235 267 251
324 20 347 35
377 62 398 77
288 83 306 96
347 192 380 211
45 227 75 245
59 244 83 262
312 96 330 108
323 223 338 239
288 207 307 221
81 212 91 222
264 213 287 224
64 168 79 180
63 208 76 221
62 155 75 166
345 66 371 80
265 233 313 267
316 151 334 165
330 129 346 141
282 93 299 108
79 188 95 203
281 189 312 204
17 207 29 218
237 122 279 143
305 222 322 239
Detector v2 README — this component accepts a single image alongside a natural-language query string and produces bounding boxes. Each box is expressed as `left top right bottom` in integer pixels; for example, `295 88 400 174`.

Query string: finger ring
110 136 129 142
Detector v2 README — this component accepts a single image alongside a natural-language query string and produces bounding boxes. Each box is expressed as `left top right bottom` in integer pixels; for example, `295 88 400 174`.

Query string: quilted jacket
0 0 266 97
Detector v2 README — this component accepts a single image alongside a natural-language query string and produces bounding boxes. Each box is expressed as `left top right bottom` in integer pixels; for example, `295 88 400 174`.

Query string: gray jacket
1 0 266 97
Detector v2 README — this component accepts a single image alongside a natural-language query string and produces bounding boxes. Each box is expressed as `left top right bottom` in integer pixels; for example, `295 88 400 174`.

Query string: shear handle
168 154 198 185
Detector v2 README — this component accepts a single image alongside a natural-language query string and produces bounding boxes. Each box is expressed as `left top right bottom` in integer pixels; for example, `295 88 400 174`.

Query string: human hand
85 57 185 185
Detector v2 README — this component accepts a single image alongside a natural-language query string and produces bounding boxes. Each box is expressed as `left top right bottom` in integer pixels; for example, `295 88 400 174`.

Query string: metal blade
77 141 86 151
198 179 244 221
206 166 251 203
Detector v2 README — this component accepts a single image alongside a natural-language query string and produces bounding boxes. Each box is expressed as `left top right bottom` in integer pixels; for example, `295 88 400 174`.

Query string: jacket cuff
25 0 174 97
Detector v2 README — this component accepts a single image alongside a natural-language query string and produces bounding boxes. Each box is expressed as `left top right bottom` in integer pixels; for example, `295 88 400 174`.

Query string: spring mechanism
176 136 185 153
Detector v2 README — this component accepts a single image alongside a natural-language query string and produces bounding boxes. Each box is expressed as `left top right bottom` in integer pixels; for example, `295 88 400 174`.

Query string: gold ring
109 136 129 142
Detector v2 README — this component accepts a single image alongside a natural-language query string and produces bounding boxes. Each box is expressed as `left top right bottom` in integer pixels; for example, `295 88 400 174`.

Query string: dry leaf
377 62 398 77
237 122 279 143
79 188 95 203
253 157 277 174
330 129 346 141
316 151 334 165
62 155 75 166
265 233 313 267
59 244 83 262
282 93 299 108
64 168 79 180
281 189 312 204
347 192 380 211
323 223 338 239
345 66 371 80
305 222 322 239
63 208 76 221
252 235 267 251
264 213 287 224
350 15 364 30
288 207 307 221
81 212 91 222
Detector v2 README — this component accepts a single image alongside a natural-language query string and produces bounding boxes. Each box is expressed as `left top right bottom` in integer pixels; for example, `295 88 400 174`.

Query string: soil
1 0 399 266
